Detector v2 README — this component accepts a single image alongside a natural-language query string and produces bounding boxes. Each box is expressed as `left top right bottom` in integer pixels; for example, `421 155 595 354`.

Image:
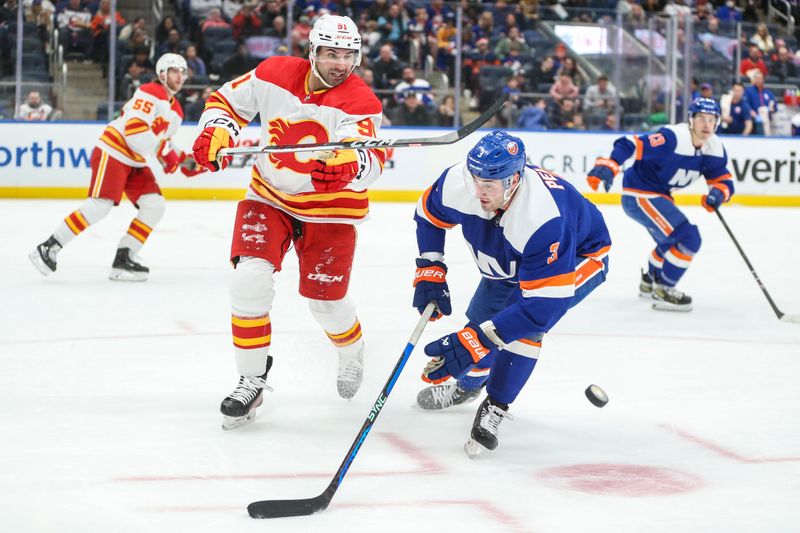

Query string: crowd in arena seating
2 0 800 134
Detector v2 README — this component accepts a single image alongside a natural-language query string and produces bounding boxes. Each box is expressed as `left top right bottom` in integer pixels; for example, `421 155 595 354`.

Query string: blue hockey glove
586 157 620 192
413 258 451 321
421 323 496 384
701 184 730 212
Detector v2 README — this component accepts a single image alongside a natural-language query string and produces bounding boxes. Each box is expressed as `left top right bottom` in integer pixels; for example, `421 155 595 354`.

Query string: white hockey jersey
198 55 386 224
97 82 184 167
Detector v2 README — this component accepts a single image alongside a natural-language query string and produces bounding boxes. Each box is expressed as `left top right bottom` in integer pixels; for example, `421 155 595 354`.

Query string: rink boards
0 121 798 205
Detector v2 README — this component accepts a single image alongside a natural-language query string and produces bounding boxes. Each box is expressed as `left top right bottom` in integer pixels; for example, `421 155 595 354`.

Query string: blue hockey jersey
415 163 611 342
609 123 734 198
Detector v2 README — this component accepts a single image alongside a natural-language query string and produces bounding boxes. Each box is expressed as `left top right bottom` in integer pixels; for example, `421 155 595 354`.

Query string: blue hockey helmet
465 130 526 188
688 97 721 129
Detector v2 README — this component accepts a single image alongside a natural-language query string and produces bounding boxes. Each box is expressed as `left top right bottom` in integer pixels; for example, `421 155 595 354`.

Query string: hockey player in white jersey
191 14 387 430
29 53 190 281
587 98 735 311
412 131 611 456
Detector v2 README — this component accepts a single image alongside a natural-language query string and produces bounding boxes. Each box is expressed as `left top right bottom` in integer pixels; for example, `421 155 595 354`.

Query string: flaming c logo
268 118 329 173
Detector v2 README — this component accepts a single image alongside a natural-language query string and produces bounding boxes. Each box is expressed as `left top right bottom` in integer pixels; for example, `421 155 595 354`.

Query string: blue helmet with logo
466 130 526 187
688 97 721 130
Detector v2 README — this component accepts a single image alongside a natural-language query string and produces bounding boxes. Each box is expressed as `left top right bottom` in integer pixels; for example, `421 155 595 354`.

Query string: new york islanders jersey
609 123 734 199
98 82 184 167
415 164 611 342
198 56 386 224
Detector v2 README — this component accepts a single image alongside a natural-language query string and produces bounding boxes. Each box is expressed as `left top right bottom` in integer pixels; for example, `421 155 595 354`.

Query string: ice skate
337 345 363 399
464 396 512 458
29 235 61 276
638 269 654 298
109 248 149 282
651 283 692 312
220 357 273 431
416 381 483 411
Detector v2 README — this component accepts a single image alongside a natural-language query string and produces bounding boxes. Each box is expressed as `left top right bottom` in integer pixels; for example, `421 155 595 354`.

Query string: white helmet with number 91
308 14 362 88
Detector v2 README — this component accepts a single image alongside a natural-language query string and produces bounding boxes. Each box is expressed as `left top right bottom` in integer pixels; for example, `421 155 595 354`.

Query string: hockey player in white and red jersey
411 131 611 457
30 53 190 281
191 14 386 430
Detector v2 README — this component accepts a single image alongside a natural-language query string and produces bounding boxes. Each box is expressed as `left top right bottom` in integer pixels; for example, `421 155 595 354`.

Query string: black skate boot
651 282 692 312
109 248 149 282
464 396 512 458
638 269 654 298
29 235 62 276
416 381 484 410
220 356 273 431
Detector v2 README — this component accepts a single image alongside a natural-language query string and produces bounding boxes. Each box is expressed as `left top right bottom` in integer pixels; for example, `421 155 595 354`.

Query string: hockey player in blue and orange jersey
191 14 386 430
29 53 190 282
411 131 611 457
587 97 735 311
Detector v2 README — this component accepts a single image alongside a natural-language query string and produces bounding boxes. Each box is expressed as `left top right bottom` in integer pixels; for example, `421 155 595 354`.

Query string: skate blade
464 438 487 459
638 290 652 299
29 250 54 276
222 411 257 431
109 268 148 282
651 300 692 312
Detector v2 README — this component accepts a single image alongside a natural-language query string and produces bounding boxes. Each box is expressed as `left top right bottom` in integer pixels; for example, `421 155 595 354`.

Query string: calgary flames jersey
98 82 184 168
199 55 386 224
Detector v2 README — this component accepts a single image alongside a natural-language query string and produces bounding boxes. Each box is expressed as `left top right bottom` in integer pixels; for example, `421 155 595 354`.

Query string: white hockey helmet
155 53 188 82
309 14 362 65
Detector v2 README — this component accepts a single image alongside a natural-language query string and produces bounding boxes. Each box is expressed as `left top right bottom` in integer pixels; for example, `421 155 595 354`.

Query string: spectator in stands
549 71 579 104
463 38 499 97
520 0 540 25
191 0 223 20
221 41 255 82
122 28 150 55
367 0 390 22
377 2 409 50
529 55 557 88
473 11 494 43
373 44 405 90
16 91 53 120
26 0 56 52
600 113 618 131
90 0 125 63
699 82 714 99
720 82 753 135
290 14 312 56
750 22 775 54
201 7 231 33
625 3 648 30
550 97 581 130
715 0 742 23
435 13 457 70
185 86 213 122
393 92 432 126
494 26 529 62
552 43 568 72
155 16 179 45
640 0 663 14
119 16 146 43
436 94 456 126
769 45 798 82
516 98 549 130
57 0 92 58
259 0 286 29
744 70 777 135
221 0 244 20
558 56 582 87
740 44 768 80
156 28 186 57
584 74 617 111
184 44 206 77
123 46 155 90
395 67 435 107
264 14 285 38
232 2 262 41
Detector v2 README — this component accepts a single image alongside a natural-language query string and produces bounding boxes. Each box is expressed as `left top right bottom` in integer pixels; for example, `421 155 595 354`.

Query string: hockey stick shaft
219 94 508 158
247 302 437 519
714 208 800 323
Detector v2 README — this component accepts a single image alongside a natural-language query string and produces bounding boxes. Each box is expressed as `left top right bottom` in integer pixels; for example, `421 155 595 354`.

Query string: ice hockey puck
585 384 609 408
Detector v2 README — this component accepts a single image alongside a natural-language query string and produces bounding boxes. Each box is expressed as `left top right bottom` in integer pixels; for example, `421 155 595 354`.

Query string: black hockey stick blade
247 303 436 519
219 94 508 157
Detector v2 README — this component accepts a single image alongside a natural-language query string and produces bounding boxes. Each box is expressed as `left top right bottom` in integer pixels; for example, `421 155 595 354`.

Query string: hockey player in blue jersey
411 131 612 457
587 97 735 311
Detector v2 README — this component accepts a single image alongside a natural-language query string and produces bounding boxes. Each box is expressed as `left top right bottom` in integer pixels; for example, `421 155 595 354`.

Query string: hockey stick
714 207 800 323
219 94 508 158
248 302 437 519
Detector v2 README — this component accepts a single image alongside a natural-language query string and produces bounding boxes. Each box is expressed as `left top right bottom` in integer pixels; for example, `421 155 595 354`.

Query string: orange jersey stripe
668 246 693 262
249 171 369 220
99 127 146 163
206 92 249 127
637 197 673 235
706 174 732 184
633 135 644 160
131 219 152 236
519 271 576 291
420 187 456 229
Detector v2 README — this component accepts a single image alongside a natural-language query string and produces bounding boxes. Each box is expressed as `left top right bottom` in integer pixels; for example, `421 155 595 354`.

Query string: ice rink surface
2 198 799 533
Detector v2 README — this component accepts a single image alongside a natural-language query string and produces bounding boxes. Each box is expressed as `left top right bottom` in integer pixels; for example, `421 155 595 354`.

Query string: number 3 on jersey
547 242 560 265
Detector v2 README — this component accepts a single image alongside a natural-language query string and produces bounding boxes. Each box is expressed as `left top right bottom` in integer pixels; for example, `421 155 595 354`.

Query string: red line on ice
662 425 800 463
